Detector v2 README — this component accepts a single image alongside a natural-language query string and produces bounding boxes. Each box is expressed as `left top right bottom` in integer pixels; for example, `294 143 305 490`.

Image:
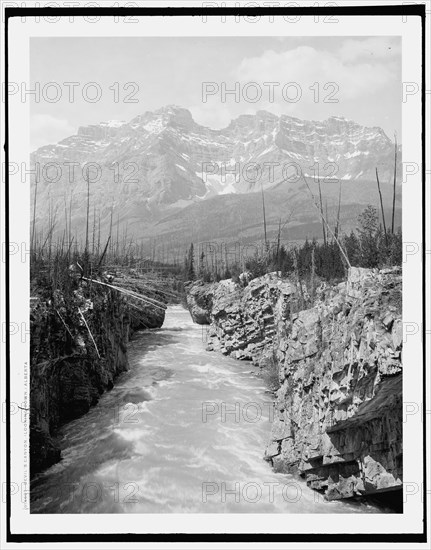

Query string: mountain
31 106 401 256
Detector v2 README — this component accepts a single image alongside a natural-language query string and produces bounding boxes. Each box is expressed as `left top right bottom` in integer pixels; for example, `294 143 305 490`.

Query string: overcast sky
30 36 401 150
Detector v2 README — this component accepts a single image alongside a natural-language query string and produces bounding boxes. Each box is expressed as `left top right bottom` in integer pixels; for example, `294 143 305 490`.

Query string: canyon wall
187 267 403 501
30 274 166 476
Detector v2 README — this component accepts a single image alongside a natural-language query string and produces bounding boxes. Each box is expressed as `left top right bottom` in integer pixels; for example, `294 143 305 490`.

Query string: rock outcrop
30 273 166 476
266 267 402 500
205 274 297 361
112 270 167 329
184 280 216 324
187 266 403 501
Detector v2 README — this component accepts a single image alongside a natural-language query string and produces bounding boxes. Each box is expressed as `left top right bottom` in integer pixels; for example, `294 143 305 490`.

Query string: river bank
31 306 385 514
30 269 167 477
185 267 403 505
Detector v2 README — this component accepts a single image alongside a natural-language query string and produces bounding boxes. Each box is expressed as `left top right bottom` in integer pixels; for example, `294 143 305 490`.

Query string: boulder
184 280 217 324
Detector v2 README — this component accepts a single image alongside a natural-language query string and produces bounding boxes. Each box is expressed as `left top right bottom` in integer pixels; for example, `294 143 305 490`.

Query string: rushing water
31 306 382 514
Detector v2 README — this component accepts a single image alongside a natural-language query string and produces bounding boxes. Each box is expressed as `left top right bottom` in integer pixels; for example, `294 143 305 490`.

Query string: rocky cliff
30 272 166 476
187 267 403 501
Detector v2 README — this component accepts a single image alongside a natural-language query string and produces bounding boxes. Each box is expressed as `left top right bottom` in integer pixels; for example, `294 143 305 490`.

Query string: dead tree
391 132 397 233
375 167 388 245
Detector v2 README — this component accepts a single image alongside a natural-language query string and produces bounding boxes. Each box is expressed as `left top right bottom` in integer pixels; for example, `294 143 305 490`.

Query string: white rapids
30 306 382 514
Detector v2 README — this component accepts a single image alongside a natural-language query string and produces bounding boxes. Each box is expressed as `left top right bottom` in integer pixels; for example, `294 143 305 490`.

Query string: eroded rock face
273 267 402 500
184 280 216 324
196 267 403 501
112 271 166 329
30 275 166 476
206 273 297 361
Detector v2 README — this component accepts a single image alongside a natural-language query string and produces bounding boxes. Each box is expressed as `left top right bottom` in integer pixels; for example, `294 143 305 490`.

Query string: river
30 305 382 514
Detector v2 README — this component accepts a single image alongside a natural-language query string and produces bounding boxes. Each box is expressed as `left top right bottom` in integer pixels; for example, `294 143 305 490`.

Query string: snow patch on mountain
31 106 400 212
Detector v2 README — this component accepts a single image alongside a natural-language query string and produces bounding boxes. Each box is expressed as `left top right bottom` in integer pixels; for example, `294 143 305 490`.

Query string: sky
30 36 401 150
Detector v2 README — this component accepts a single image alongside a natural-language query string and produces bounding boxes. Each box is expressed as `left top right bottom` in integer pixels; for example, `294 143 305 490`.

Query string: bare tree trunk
391 132 397 233
63 195 68 254
301 174 351 268
109 204 114 257
318 177 327 246
98 236 111 269
276 218 282 271
325 200 328 239
92 204 96 255
68 192 73 247
31 180 38 251
293 249 305 310
375 167 388 245
97 210 101 255
85 175 90 255
116 213 120 260
260 182 268 250
335 182 342 239
224 243 229 271
311 246 315 303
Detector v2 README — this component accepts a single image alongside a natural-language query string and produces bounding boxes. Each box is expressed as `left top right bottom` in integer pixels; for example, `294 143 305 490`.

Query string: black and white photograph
1 1 429 547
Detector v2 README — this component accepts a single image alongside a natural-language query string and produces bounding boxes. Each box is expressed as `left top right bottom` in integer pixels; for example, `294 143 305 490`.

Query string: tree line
183 204 402 284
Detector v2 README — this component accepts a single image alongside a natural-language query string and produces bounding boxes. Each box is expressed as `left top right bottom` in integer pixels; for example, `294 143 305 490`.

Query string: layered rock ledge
186 267 402 501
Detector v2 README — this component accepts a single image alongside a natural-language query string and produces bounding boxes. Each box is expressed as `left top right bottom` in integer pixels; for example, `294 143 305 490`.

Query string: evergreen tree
357 205 379 268
198 250 205 279
343 231 361 267
185 243 195 281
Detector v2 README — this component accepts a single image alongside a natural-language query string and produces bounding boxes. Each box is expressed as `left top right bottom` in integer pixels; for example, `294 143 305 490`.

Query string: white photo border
1 1 427 545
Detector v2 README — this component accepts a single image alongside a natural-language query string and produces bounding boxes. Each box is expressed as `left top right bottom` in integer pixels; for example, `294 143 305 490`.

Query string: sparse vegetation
182 204 402 289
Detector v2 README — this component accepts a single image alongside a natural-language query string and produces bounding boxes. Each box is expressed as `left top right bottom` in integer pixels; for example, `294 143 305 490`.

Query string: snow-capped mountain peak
32 106 399 208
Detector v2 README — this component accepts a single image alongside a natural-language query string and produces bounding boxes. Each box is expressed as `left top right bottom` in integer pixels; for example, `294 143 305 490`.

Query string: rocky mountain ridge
34 105 398 201
31 106 401 255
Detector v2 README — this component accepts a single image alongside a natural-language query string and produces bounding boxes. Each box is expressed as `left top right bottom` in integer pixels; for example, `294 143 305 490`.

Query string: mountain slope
31 106 401 254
